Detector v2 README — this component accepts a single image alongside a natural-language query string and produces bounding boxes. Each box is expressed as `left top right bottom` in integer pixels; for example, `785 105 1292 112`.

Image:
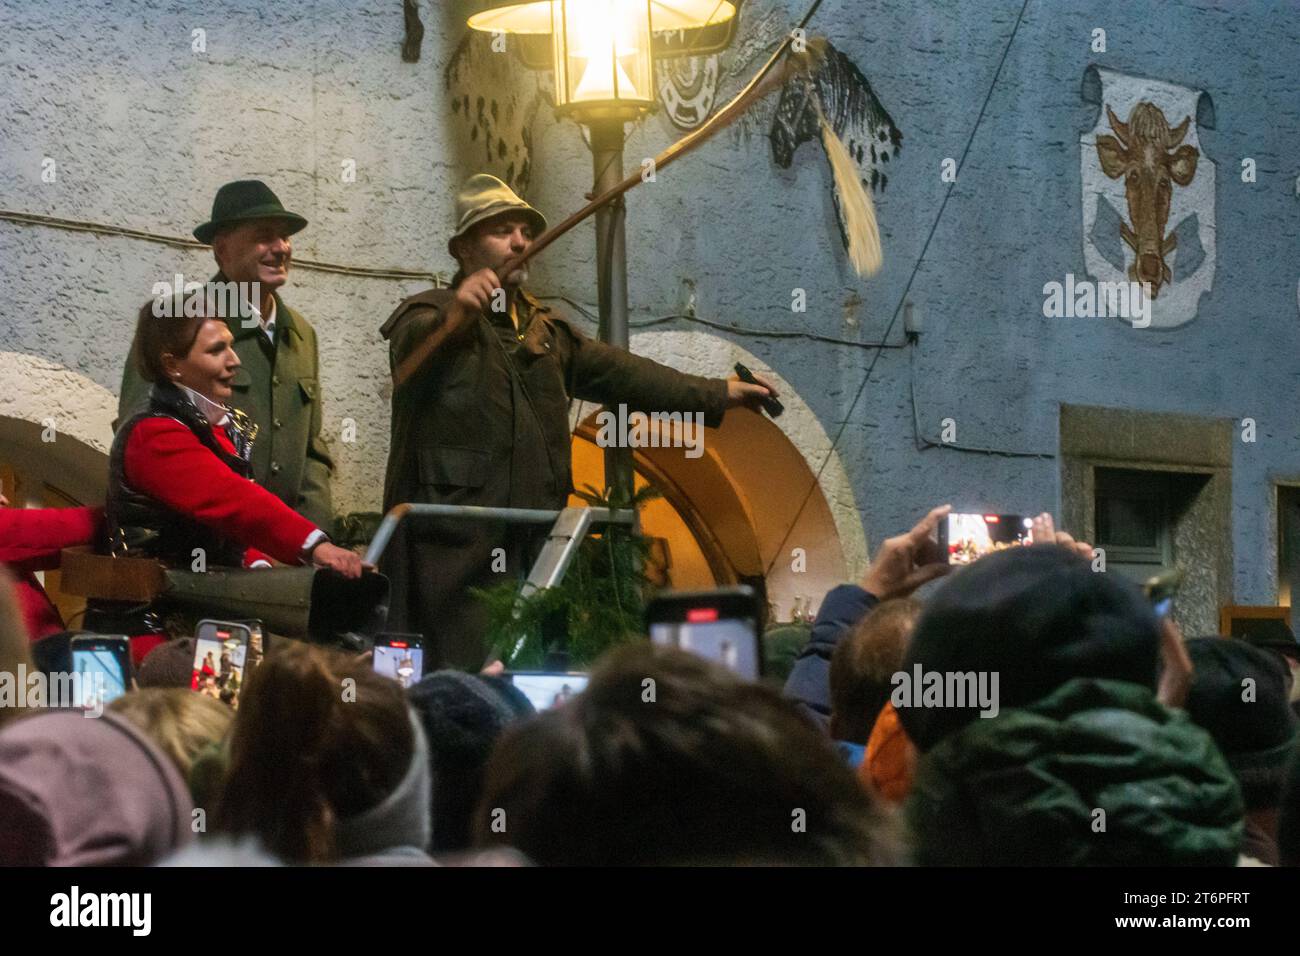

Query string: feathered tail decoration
817 102 882 276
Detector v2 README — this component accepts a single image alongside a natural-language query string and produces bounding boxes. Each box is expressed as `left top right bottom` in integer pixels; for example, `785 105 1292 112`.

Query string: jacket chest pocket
514 328 566 403
418 446 488 490
298 377 319 404
516 325 558 365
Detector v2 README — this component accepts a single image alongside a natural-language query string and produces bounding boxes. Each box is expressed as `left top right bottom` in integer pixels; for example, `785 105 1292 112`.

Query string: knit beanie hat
1184 636 1298 809
138 637 198 689
407 670 535 851
409 671 533 755
899 545 1161 751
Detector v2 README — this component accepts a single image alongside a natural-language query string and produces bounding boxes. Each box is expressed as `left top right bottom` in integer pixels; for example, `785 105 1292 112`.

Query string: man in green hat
380 173 777 668
118 180 335 531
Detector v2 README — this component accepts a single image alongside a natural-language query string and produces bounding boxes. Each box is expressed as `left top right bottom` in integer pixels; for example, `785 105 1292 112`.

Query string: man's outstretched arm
557 317 776 425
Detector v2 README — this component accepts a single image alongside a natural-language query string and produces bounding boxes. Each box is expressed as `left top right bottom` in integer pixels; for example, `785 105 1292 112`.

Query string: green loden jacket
118 289 335 533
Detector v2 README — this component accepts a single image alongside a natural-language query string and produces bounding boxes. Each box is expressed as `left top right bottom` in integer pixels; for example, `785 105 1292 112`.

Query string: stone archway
567 331 867 621
0 351 115 505
0 352 116 625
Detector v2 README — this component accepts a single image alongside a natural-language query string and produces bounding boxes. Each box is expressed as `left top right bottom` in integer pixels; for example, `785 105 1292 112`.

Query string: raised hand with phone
860 504 954 601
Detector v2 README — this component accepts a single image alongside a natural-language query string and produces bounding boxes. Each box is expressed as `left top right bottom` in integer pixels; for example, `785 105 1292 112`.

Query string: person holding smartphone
88 297 366 638
784 507 1099 728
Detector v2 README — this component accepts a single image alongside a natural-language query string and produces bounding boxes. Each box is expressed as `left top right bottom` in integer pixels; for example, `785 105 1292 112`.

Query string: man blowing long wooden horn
380 174 777 668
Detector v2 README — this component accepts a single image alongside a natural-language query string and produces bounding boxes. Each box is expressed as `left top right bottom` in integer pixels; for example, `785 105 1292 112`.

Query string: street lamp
467 0 738 500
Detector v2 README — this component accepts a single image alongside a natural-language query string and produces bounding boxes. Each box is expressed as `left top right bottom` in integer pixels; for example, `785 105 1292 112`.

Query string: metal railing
364 502 637 600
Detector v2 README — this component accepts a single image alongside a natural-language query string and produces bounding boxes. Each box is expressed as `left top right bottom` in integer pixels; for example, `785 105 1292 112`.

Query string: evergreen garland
472 483 662 668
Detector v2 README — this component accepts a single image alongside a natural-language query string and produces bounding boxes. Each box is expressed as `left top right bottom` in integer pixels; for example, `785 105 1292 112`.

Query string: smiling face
212 218 294 292
454 213 535 286
163 319 241 403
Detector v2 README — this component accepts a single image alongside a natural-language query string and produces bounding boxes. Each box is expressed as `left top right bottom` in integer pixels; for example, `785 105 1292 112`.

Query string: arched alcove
567 331 867 621
0 352 116 625
0 351 116 497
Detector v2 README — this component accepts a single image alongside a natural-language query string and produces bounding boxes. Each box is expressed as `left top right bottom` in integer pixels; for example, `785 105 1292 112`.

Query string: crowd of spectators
1 506 1298 867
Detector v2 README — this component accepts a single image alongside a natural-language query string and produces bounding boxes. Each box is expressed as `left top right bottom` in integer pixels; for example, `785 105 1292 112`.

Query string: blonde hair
108 688 233 779
0 567 36 729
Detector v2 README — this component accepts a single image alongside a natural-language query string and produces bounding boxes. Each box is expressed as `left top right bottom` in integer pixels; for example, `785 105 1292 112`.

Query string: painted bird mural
769 40 903 263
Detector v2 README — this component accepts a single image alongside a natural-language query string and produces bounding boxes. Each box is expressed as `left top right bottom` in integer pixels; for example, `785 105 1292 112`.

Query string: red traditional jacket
0 506 104 640
122 418 319 566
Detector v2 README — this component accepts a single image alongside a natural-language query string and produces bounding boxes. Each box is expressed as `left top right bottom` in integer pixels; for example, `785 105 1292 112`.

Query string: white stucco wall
0 0 866 563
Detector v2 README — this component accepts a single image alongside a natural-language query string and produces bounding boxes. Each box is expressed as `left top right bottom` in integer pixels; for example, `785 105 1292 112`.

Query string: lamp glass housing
550 0 653 117
467 2 739 92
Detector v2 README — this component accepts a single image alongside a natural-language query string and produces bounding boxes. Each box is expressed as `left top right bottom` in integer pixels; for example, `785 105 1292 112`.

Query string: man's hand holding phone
1028 512 1095 560
860 504 953 601
728 364 783 416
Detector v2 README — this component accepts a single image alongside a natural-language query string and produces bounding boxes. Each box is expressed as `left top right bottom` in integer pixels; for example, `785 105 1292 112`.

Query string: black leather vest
107 382 257 569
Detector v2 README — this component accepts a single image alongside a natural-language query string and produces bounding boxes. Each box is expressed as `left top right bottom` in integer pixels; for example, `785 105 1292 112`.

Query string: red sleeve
0 506 105 570
243 547 273 568
124 418 317 566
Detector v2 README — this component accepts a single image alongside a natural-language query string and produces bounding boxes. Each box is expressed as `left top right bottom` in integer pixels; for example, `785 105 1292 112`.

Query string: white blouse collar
178 384 230 428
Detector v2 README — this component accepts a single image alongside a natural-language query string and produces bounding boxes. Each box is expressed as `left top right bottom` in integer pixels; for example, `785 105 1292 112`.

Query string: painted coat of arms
1081 66 1216 329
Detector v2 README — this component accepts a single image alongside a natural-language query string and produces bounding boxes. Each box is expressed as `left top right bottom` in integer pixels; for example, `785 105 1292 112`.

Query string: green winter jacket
906 677 1244 866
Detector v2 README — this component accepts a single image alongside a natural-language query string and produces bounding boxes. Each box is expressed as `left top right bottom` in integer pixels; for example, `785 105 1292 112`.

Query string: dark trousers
381 515 542 670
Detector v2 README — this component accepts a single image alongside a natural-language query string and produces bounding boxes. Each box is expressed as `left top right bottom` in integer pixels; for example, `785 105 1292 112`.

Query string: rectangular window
1094 468 1173 570
1277 485 1300 610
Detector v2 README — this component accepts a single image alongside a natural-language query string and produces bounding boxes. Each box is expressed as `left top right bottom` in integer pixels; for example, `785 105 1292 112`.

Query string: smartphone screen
70 637 130 711
942 513 1033 565
649 616 761 679
233 619 265 669
646 588 762 680
192 620 251 709
373 635 424 688
506 672 589 712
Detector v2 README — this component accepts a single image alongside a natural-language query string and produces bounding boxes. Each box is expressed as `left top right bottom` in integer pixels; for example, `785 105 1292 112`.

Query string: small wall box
1218 605 1293 642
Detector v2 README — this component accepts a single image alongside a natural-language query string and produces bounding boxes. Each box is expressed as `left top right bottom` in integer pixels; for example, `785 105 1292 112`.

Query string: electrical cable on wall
539 293 907 350
761 0 1037 579
908 344 1055 459
0 209 446 284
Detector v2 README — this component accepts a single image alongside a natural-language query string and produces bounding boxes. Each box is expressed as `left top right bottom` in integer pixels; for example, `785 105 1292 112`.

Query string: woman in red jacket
88 298 363 641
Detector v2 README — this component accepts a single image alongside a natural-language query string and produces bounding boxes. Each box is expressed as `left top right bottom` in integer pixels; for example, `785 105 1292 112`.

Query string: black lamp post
467 0 738 500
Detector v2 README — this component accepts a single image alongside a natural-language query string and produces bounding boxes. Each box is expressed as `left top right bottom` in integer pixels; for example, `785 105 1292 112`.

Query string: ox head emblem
1095 102 1199 298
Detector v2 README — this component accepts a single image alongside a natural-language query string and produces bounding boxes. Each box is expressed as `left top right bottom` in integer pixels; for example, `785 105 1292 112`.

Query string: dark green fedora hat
193 180 309 244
